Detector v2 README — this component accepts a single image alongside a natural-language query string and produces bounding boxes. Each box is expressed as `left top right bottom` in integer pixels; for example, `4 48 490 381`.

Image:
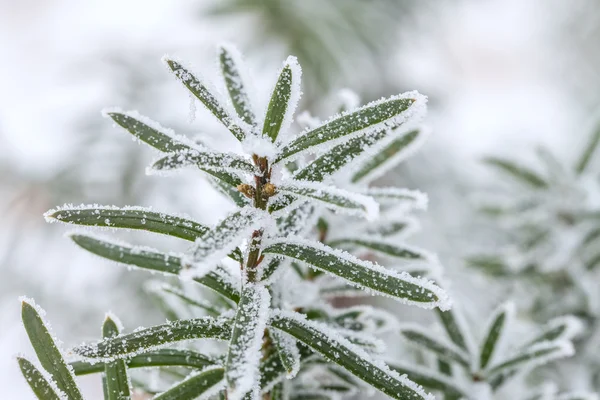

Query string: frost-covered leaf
192 207 262 273
68 233 241 303
365 217 418 238
484 157 548 189
164 57 247 142
71 349 218 375
257 258 284 283
74 317 232 359
276 182 378 220
576 121 600 174
486 341 574 379
46 205 209 241
272 331 301 379
270 382 288 400
479 302 514 369
293 128 388 182
270 310 433 400
333 306 398 334
159 283 224 316
259 344 317 393
154 366 225 400
262 238 449 309
21 299 84 400
102 315 131 400
226 284 271 400
359 188 428 210
328 237 433 263
352 128 425 183
263 56 301 142
219 43 256 126
399 325 470 368
388 361 468 399
435 308 469 353
104 110 193 152
276 92 425 163
522 316 583 347
210 176 251 207
151 149 258 177
17 357 62 400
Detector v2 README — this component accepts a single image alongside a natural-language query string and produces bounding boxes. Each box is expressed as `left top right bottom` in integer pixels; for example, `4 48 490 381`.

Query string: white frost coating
385 360 469 398
279 91 428 163
241 134 278 160
275 180 379 221
530 315 585 345
265 55 302 145
101 107 202 151
227 284 271 400
398 323 471 362
337 88 361 112
270 309 436 400
272 330 301 379
470 382 493 400
353 125 431 184
103 311 124 333
188 92 197 123
295 110 321 130
159 366 226 400
262 236 451 311
146 148 256 178
487 340 574 378
357 187 428 211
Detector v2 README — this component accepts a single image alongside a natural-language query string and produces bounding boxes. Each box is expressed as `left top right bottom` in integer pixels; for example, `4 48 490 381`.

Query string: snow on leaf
17 357 63 400
358 188 428 211
271 330 301 379
434 307 471 354
102 315 131 400
521 316 584 348
275 181 379 221
154 366 226 400
327 237 437 264
163 56 248 142
218 43 257 127
150 148 257 178
259 344 317 394
275 91 426 163
73 317 232 360
226 284 271 400
261 237 450 310
399 324 471 368
484 157 549 189
270 309 435 400
387 360 469 399
262 56 302 143
20 299 84 400
479 302 515 370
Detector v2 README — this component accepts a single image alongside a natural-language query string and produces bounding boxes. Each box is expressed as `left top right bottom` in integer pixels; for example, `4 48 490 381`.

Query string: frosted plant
390 300 584 400
468 123 600 319
17 44 451 399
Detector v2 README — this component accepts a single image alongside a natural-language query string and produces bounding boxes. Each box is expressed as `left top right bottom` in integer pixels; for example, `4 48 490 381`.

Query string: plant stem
245 156 270 282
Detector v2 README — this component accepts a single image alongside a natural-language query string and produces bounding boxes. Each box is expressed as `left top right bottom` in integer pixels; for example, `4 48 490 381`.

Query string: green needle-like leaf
74 317 232 359
164 57 247 142
151 149 257 176
263 57 300 142
102 315 131 400
272 331 301 378
435 308 469 353
576 121 600 174
219 44 256 126
154 366 225 400
479 303 513 369
522 316 582 347
69 233 241 303
71 349 218 375
21 300 84 400
484 157 549 189
226 284 271 400
388 362 467 399
399 326 470 368
262 238 448 308
352 128 422 183
271 310 432 400
486 341 573 379
276 94 421 163
17 357 62 400
328 238 430 261
259 344 317 393
47 206 209 241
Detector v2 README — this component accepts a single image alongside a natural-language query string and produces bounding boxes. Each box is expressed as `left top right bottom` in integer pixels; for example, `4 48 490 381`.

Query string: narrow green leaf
263 57 300 142
352 128 422 183
272 331 300 378
576 120 600 174
388 362 467 398
218 44 256 126
365 217 416 238
68 234 241 303
479 302 514 369
102 315 131 400
522 316 582 347
259 344 316 393
270 382 287 400
71 349 218 375
277 183 378 220
226 284 271 399
483 157 548 189
104 110 193 152
399 326 470 368
270 310 432 400
154 366 225 400
293 128 388 182
47 206 209 241
210 177 250 207
261 238 449 309
359 188 428 209
276 93 423 163
435 308 469 353
74 317 232 359
328 238 431 262
160 284 223 316
486 341 573 378
151 149 257 176
258 258 284 283
164 57 247 142
17 357 62 400
21 299 84 400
